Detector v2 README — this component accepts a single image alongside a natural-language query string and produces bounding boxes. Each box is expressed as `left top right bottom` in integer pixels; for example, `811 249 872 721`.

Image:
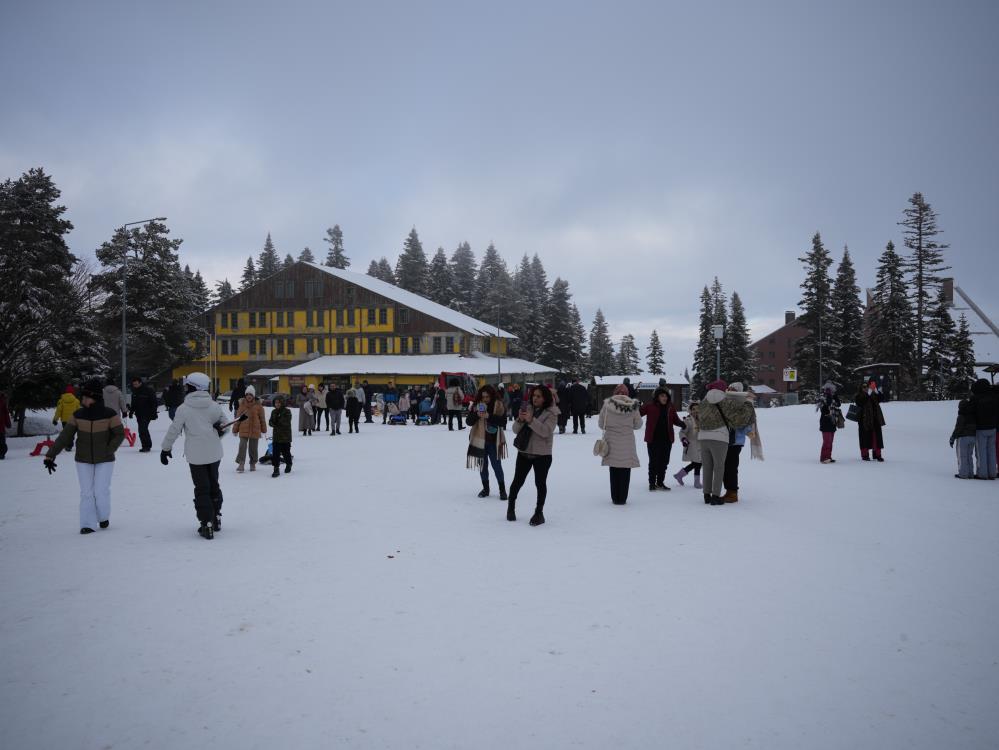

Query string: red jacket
639 400 684 444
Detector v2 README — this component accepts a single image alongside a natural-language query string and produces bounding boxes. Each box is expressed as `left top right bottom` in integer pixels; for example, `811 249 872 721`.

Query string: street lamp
712 324 724 381
119 217 167 398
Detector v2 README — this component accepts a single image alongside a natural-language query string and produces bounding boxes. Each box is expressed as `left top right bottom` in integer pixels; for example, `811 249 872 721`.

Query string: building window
230 314 238 330
274 311 282 327
399 308 410 325
258 338 266 355
367 308 375 326
250 339 257 355
379 308 388 325
276 339 285 355
304 280 322 297
413 337 421 354
285 281 294 298
769 351 775 359
275 282 284 299
316 338 324 354
446 336 454 352
347 337 355 354
335 309 344 327
382 337 390 354
221 340 228 355
400 337 409 354
287 338 295 355
433 337 442 354
482 337 491 354
347 309 355 326
368 337 377 354
249 311 256 327
307 338 314 354
346 286 355 302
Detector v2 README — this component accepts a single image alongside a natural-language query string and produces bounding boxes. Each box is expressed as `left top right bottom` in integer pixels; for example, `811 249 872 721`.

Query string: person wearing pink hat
694 379 755 505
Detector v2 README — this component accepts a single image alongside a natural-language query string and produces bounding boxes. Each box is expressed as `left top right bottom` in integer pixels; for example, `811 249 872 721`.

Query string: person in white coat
160 372 231 540
598 384 644 505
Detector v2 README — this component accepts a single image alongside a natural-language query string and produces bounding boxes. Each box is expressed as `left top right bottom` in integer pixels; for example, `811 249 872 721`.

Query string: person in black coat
326 384 345 435
818 383 841 463
568 378 589 434
166 379 185 420
970 378 998 479
128 376 158 452
854 381 885 461
556 381 571 434
229 378 246 413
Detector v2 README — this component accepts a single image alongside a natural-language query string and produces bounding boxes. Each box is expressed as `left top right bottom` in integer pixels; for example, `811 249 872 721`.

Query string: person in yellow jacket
53 385 81 451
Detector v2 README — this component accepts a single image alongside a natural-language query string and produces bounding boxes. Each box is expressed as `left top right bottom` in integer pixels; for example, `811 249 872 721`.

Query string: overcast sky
2 0 997 370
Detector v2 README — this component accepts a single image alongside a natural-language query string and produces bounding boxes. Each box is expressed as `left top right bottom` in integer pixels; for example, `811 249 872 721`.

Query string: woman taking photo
465 384 508 499
639 387 685 491
507 385 559 526
598 384 643 505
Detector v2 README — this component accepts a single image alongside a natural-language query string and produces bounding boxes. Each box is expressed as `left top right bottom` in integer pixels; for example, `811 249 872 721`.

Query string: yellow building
173 261 528 394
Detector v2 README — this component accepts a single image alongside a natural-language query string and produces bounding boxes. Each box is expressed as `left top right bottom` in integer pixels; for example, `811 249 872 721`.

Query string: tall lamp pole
712 325 725 381
119 217 167 398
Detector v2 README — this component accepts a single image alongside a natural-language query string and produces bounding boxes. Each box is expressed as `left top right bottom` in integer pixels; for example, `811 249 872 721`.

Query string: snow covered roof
592 373 689 387
246 352 557 378
305 262 517 339
749 384 778 394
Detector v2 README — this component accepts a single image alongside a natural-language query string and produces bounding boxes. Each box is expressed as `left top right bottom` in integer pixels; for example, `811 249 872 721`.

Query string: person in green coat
268 395 293 477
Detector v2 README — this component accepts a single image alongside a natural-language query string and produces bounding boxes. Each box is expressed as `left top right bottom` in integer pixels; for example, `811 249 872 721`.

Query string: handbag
834 408 846 429
592 434 609 458
513 424 532 451
845 404 860 422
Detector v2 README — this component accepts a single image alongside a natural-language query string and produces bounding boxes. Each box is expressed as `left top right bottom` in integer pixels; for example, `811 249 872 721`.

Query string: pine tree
899 192 950 385
691 286 716 395
298 246 315 263
92 220 205 378
950 313 977 397
240 257 256 290
394 228 429 295
569 303 587 376
646 330 665 375
256 233 280 279
588 309 616 376
617 334 641 374
0 168 106 394
710 277 730 370
426 247 453 306
376 257 396 284
213 278 235 306
792 233 834 396
830 246 865 383
323 225 350 268
449 241 477 314
922 287 956 399
367 259 380 278
538 278 575 372
722 292 755 386
189 269 211 314
283 253 295 269
865 241 916 394
473 243 516 334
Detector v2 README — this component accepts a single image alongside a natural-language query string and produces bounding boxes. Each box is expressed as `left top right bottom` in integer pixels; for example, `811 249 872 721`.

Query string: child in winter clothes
818 383 842 463
44 379 125 533
268 396 293 477
233 385 267 472
53 385 80 450
950 398 977 479
160 372 231 540
675 401 702 489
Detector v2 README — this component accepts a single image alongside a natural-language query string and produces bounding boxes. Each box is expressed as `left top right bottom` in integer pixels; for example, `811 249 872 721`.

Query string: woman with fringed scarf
465 384 508 499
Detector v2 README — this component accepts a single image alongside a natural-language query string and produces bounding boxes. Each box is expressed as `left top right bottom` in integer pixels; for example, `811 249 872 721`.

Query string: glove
52 418 58 425
214 423 226 437
43 458 57 474
949 438 954 448
681 438 689 448
160 449 171 465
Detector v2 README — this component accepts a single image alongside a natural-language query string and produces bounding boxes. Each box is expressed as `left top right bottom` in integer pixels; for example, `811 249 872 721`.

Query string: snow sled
30 438 54 456
415 398 434 425
123 424 137 447
259 438 274 465
386 403 407 425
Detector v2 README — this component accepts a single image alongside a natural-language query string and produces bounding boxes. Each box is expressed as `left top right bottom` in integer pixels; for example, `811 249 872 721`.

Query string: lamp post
712 324 725 381
119 217 167 398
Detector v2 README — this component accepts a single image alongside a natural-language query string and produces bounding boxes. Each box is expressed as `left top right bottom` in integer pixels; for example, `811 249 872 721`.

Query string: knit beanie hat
728 382 744 392
244 385 256 397
707 379 728 392
80 379 103 401
613 384 630 396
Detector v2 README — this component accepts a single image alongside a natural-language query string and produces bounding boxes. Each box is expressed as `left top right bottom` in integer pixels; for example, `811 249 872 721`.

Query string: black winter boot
198 522 214 539
213 513 222 532
499 481 508 500
99 520 110 529
529 506 545 526
506 496 517 522
477 480 489 498
704 493 711 505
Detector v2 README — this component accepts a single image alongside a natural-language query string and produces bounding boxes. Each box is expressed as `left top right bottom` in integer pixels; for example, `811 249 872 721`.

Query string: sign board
782 368 797 382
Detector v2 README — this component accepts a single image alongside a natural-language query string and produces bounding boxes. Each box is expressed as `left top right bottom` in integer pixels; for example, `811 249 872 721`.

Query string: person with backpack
43 379 125 534
268 395 293 477
721 383 758 502
507 385 559 526
696 379 755 505
160 372 232 540
466 384 508 499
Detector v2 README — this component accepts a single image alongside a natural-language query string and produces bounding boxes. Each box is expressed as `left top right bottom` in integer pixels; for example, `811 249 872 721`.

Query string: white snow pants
76 462 114 530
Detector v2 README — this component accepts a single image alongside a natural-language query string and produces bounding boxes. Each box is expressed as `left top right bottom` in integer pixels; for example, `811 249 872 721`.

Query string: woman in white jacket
161 372 231 539
598 385 644 505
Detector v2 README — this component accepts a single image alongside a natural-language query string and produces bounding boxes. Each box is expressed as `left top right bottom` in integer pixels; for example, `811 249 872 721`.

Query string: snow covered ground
1 401 997 750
